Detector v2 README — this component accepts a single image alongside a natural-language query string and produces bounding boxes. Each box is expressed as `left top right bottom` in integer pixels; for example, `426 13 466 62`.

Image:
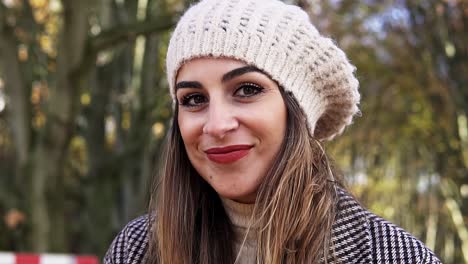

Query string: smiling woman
104 0 442 263
176 58 287 203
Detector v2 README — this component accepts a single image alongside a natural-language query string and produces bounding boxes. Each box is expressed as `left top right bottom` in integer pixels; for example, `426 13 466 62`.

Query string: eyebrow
175 66 265 90
221 66 264 82
175 81 202 90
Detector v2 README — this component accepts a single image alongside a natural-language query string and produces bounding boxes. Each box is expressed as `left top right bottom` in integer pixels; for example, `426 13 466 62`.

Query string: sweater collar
220 197 257 230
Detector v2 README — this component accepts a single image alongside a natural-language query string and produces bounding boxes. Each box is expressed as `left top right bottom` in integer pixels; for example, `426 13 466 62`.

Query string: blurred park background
0 0 466 263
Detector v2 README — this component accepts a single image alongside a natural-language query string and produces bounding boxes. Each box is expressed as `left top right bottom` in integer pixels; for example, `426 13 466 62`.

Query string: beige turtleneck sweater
221 198 258 264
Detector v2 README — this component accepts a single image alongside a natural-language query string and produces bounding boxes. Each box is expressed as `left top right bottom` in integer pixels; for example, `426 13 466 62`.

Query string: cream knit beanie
166 0 360 140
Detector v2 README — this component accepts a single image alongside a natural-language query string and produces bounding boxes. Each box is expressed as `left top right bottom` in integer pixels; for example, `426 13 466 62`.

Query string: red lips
205 145 252 164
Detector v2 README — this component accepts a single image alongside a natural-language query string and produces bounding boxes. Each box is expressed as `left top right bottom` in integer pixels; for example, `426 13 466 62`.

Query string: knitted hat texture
166 0 360 140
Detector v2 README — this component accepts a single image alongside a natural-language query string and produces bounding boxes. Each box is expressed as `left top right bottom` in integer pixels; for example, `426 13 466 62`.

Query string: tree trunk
0 1 34 251
29 0 92 252
441 179 468 263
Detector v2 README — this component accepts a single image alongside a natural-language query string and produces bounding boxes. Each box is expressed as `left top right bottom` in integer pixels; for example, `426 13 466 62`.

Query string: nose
202 100 239 138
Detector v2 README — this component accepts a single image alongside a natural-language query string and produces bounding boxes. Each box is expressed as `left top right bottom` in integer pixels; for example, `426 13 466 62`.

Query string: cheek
264 100 287 141
178 113 200 147
246 105 286 156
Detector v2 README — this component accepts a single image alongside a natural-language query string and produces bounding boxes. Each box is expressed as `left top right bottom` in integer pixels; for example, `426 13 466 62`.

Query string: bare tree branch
72 17 176 86
90 17 176 52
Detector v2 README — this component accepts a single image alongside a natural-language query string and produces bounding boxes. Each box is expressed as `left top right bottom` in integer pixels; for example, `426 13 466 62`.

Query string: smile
204 145 253 164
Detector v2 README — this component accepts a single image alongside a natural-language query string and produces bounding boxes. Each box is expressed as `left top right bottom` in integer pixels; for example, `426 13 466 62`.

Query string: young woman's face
176 58 287 203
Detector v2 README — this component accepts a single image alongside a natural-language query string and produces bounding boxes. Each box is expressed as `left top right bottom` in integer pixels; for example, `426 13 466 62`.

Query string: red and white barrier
0 253 98 264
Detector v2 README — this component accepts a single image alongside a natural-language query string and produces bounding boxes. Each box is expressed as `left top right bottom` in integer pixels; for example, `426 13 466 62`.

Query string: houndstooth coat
104 188 442 264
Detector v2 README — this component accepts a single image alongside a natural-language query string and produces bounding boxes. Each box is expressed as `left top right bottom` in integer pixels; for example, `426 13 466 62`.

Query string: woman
104 0 441 263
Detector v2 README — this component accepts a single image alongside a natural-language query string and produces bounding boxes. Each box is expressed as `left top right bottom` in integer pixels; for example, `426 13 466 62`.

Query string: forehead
176 57 248 81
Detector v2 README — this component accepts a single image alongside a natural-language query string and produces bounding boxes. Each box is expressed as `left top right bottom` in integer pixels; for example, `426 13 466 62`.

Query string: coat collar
327 188 372 263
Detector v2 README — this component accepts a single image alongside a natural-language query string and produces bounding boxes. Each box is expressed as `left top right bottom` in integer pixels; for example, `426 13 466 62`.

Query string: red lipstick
205 145 252 164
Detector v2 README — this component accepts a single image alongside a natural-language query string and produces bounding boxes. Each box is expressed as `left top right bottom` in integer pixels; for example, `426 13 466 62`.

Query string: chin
216 188 257 204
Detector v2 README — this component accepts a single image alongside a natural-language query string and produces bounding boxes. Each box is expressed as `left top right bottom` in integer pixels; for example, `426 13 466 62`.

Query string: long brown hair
147 90 341 264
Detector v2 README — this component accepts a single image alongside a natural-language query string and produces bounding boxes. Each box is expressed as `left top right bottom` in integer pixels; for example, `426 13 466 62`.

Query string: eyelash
180 93 207 108
178 83 265 108
235 83 264 97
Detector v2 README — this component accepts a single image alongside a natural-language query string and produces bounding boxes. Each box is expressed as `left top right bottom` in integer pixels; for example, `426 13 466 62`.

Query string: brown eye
235 83 264 97
180 93 208 107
